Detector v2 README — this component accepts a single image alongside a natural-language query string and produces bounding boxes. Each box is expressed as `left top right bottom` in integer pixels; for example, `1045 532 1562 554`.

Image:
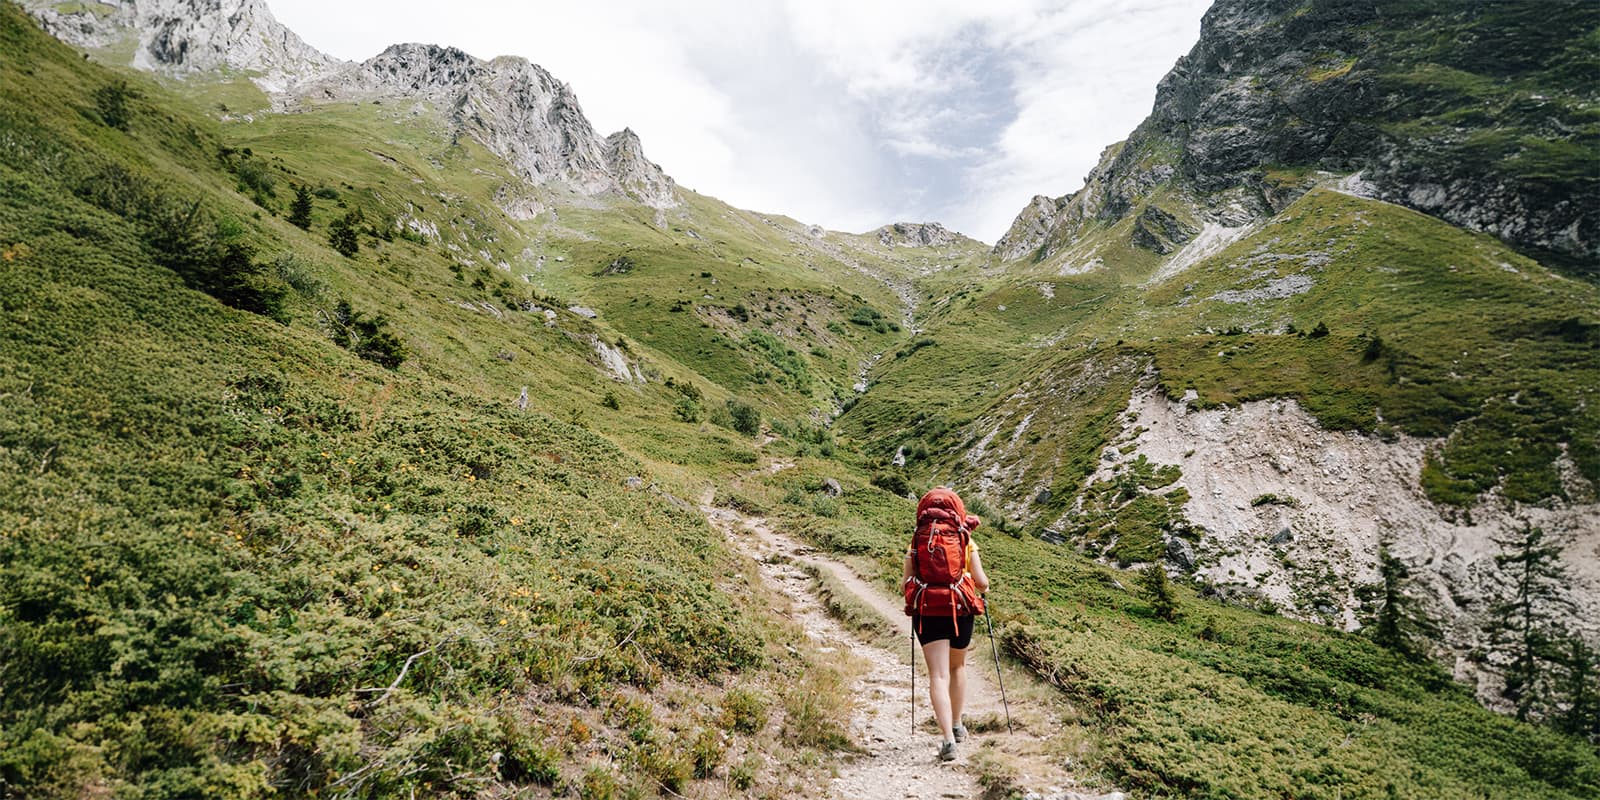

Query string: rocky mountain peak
993 195 1064 262
996 0 1599 274
22 0 342 92
307 40 675 208
24 1 678 210
604 128 677 209
344 42 478 99
876 222 961 248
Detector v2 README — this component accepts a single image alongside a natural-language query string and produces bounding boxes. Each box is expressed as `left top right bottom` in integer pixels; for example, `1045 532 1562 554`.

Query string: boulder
1165 536 1195 571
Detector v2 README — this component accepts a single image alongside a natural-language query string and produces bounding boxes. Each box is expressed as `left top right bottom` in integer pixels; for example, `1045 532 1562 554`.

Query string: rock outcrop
604 128 677 209
996 0 1599 274
317 46 678 208
22 0 342 92
23 2 678 209
875 222 963 248
992 194 1063 262
1092 387 1600 707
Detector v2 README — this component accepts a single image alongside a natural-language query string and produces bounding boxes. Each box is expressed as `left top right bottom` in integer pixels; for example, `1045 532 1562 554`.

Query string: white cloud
267 0 1209 242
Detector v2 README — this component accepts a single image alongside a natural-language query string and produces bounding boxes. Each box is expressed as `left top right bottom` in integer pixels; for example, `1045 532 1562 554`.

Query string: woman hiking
903 486 989 762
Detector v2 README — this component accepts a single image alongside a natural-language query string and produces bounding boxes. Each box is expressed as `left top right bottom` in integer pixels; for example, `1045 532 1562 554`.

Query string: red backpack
904 487 984 625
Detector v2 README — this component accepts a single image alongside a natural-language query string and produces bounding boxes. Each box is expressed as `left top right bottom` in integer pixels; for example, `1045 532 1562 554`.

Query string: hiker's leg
949 645 969 729
921 639 954 742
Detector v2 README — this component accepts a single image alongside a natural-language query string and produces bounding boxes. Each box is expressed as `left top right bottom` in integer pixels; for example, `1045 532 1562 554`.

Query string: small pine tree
1559 635 1600 740
1362 332 1385 363
1141 562 1180 622
1308 321 1330 338
287 184 314 230
329 299 406 369
328 209 362 257
1487 522 1574 721
1369 545 1440 659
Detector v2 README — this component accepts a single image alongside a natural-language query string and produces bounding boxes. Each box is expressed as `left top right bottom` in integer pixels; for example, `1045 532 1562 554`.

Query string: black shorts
913 615 975 649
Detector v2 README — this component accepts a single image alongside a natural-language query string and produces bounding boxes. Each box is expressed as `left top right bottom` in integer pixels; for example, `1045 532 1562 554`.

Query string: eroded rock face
23 2 678 209
312 46 677 208
993 195 1063 262
23 0 343 92
604 128 677 209
995 0 1599 271
1095 386 1600 706
875 222 961 248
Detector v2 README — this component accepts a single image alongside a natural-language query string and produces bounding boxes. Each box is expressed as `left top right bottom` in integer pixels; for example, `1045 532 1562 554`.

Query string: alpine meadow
1 1 1597 799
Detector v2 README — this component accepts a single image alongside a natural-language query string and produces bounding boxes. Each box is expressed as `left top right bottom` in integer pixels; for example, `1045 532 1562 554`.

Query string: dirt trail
700 468 1125 800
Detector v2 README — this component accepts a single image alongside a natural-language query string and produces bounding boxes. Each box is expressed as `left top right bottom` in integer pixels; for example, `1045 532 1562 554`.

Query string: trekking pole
910 619 916 735
981 596 1013 734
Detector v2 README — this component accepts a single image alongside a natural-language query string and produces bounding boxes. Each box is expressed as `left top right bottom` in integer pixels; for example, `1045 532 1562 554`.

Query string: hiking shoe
952 723 967 742
938 741 957 762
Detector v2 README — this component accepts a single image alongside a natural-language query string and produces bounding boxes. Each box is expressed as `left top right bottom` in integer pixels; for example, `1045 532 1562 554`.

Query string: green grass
0 7 881 796
5 2 1600 798
754 465 1600 799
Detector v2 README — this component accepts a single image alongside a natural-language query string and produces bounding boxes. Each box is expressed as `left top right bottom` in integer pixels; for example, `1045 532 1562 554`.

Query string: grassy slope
0 7 869 797
4 2 1598 799
740 459 1600 799
834 145 1600 800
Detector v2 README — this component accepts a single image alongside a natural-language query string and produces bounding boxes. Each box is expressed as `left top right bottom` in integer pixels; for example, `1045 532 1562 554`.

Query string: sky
268 0 1211 243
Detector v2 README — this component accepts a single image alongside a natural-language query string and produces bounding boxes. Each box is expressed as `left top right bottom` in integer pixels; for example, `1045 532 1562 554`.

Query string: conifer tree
1559 635 1600 740
1486 522 1573 721
287 184 313 230
1141 562 1180 622
1370 545 1439 659
328 208 361 257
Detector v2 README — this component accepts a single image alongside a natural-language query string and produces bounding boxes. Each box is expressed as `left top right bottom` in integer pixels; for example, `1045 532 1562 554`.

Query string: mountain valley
2 1 1597 798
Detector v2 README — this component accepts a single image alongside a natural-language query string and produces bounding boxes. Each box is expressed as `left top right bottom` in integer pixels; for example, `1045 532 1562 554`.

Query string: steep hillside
5 1 1599 798
843 0 1600 731
994 0 1599 276
0 5 971 796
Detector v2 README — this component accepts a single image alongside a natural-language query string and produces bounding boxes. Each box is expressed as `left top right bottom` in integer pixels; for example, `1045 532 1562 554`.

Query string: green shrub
1251 493 1299 508
849 306 883 326
729 757 756 790
579 765 617 800
72 162 291 320
672 397 702 422
92 80 139 130
725 399 761 436
328 209 362 257
690 728 723 778
871 470 911 497
635 739 690 794
329 299 407 368
719 689 768 734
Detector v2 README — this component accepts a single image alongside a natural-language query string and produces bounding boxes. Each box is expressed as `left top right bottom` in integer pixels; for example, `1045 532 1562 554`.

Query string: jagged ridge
24 2 679 209
21 0 342 92
996 0 1599 275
